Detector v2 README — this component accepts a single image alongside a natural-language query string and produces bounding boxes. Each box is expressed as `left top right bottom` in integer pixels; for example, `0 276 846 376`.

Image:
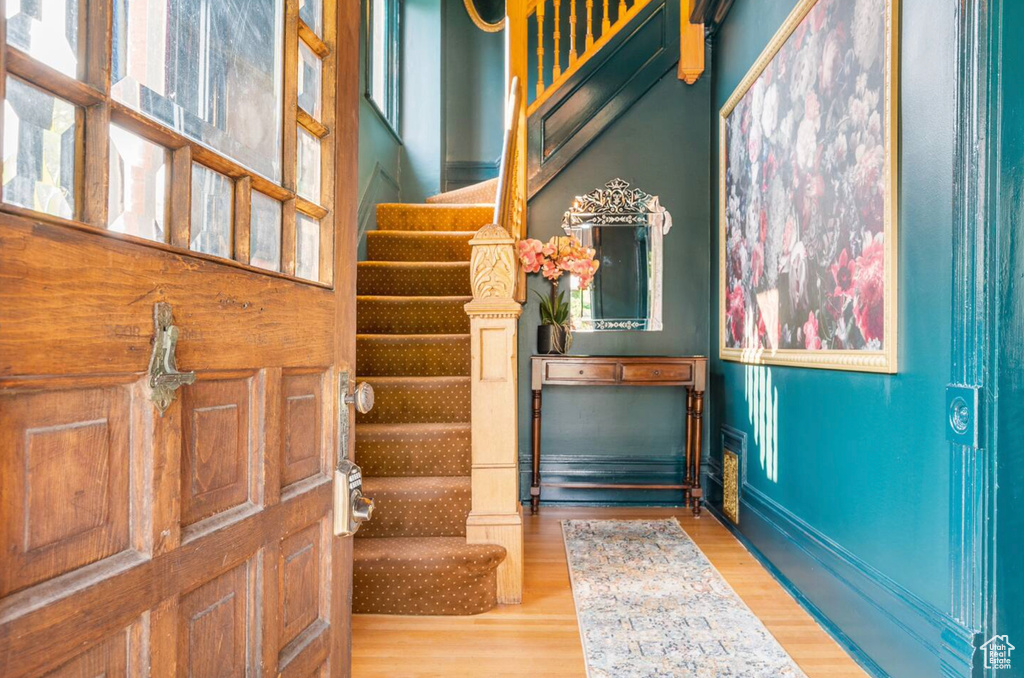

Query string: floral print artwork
722 0 893 361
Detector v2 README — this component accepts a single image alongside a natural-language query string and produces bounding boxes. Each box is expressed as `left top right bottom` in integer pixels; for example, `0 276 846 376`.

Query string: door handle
148 302 196 415
345 381 374 414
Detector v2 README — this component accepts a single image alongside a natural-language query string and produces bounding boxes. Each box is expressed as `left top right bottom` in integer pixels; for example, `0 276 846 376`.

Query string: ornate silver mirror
562 179 671 331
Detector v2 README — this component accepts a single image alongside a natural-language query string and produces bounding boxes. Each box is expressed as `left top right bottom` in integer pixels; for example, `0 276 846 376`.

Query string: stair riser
357 263 472 296
356 298 471 334
352 569 497 615
366 232 473 262
356 484 470 538
357 336 470 377
357 379 471 424
377 204 493 232
356 428 471 476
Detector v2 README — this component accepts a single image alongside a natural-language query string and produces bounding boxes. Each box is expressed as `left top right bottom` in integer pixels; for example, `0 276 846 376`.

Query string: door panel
0 1 358 675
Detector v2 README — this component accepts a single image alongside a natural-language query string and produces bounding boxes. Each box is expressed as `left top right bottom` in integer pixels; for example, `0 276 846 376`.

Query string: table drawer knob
579 369 584 375
653 369 661 376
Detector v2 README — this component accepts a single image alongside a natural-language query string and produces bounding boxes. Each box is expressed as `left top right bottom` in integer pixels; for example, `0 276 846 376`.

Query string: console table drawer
621 362 693 383
545 361 617 382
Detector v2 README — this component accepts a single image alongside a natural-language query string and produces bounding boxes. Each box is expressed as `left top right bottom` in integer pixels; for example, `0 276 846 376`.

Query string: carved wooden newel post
464 224 524 604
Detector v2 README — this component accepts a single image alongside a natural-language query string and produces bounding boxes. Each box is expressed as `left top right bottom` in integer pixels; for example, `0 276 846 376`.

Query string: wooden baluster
585 0 594 49
536 0 545 97
618 0 627 22
602 0 610 35
569 0 578 64
552 0 562 79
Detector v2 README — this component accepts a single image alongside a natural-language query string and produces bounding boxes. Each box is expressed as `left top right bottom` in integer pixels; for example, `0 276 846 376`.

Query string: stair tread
353 536 505 566
376 203 493 232
356 294 473 301
367 230 475 237
357 476 471 538
363 475 470 492
360 375 470 384
357 261 471 268
356 421 470 434
357 333 470 340
356 296 470 335
365 231 474 263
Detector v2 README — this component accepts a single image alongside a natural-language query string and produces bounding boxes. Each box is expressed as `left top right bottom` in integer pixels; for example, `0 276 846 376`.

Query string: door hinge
946 384 983 448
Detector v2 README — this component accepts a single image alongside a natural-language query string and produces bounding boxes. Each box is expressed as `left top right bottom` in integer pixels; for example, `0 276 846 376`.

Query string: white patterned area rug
562 519 807 678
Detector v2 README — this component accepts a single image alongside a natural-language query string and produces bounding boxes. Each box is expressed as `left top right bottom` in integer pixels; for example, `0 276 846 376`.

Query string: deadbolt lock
334 459 374 537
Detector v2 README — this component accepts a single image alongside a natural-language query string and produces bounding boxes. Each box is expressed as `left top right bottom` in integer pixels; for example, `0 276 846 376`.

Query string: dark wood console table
530 355 707 515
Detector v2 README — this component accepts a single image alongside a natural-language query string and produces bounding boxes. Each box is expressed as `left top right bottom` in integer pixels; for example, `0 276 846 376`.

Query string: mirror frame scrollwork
562 179 672 332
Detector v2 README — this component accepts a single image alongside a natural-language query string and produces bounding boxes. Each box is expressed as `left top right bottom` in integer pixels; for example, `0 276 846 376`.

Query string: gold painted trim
718 0 900 374
464 0 506 32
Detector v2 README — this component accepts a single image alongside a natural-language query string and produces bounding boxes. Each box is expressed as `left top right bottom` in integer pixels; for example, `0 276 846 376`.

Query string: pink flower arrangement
516 236 600 291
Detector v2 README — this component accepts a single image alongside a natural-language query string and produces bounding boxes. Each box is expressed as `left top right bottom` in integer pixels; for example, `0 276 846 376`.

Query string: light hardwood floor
351 507 868 677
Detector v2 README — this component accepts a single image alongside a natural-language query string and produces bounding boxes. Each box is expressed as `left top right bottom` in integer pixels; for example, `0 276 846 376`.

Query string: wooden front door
0 0 360 676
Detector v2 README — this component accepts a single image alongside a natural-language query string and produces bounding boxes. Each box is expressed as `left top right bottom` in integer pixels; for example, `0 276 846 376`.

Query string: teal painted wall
358 0 451 257
708 1 960 675
358 0 402 258
400 0 446 203
517 68 712 504
443 0 504 186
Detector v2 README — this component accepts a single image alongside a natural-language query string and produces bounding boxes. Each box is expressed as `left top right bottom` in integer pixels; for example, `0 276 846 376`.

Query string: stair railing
525 0 655 113
493 75 527 302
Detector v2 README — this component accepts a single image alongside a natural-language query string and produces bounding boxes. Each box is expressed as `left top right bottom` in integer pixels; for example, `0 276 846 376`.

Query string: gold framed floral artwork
719 0 898 372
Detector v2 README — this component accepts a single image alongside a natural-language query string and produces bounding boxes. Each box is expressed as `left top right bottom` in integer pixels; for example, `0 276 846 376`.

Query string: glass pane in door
190 164 233 257
108 124 169 242
2 77 77 219
250 191 282 271
111 0 284 181
296 127 321 203
295 212 320 281
299 0 322 36
298 41 322 120
7 0 80 78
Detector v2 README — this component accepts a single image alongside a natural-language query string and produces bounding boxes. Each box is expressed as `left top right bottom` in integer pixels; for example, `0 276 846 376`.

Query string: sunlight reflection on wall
741 341 779 483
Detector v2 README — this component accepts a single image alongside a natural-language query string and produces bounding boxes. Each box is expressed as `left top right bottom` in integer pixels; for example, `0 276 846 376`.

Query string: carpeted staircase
353 202 507 615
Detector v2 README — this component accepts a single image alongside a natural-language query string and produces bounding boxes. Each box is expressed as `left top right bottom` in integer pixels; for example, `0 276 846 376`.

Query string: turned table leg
531 389 542 514
684 388 695 508
691 390 704 516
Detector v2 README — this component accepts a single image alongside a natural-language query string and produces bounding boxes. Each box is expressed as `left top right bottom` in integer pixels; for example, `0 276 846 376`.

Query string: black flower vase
537 324 570 354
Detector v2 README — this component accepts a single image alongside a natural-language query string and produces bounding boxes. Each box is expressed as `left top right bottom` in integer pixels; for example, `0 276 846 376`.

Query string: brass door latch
148 302 196 415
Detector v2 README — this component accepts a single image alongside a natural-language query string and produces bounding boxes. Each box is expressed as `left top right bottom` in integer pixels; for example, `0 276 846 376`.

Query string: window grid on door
0 0 337 287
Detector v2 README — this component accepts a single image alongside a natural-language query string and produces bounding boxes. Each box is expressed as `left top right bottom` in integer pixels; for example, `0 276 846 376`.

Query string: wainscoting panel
518 453 688 505
444 160 500 192
706 439 976 678
357 162 400 257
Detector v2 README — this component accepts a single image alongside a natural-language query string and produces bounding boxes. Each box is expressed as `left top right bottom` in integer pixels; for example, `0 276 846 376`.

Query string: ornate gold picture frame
718 0 899 373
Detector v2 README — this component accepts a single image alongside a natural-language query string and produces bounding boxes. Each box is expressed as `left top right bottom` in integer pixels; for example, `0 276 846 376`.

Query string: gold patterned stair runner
353 202 506 615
